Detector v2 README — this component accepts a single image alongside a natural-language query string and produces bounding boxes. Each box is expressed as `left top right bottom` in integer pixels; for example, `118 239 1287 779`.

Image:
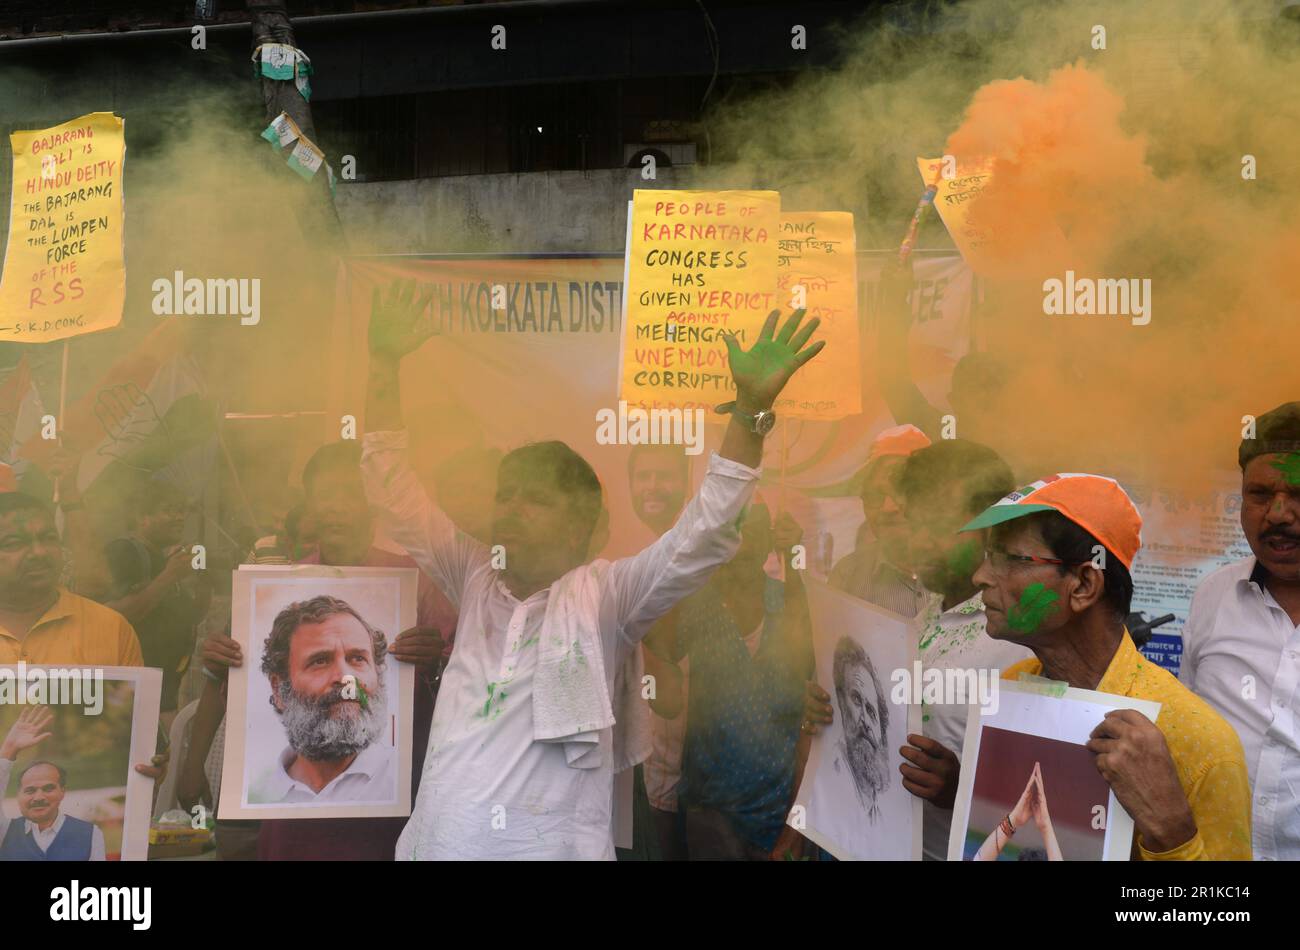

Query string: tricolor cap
867 424 931 463
959 473 1143 569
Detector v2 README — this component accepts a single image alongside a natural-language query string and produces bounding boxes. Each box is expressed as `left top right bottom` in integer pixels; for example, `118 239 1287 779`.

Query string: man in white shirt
363 280 824 859
0 707 106 861
1181 401 1300 860
249 595 397 805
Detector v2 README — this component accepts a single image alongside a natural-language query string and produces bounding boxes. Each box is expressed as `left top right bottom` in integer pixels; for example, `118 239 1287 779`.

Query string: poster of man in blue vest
0 707 104 860
0 668 160 862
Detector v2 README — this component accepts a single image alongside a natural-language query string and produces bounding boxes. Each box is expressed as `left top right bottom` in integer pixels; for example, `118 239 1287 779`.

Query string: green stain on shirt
475 681 508 722
1007 583 1059 635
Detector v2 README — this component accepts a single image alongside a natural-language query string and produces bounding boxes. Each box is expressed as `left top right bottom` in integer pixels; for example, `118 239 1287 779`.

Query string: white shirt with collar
362 430 757 860
26 811 107 861
0 758 106 860
249 740 396 805
1181 556 1300 860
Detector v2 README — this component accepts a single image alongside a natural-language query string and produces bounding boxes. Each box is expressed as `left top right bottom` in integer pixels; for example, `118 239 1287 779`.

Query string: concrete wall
335 166 703 255
332 162 875 255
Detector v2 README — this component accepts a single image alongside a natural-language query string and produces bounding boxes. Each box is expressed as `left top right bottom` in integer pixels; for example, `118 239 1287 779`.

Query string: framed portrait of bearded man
219 566 417 820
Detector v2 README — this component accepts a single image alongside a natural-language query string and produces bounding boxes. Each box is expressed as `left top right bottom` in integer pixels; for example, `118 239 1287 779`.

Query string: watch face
754 410 777 435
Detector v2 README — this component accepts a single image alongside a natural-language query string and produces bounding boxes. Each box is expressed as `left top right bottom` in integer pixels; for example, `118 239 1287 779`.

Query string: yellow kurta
1003 631 1252 860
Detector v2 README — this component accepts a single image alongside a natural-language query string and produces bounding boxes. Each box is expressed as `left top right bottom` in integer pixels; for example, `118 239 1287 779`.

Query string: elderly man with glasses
900 473 1252 861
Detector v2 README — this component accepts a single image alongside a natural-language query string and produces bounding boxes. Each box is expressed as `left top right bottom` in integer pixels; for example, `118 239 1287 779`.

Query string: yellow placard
620 189 780 410
917 156 994 269
774 211 860 420
0 112 126 343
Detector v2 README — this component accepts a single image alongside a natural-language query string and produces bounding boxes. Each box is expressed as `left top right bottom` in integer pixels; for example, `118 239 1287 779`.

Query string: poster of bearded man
219 566 417 820
791 578 921 860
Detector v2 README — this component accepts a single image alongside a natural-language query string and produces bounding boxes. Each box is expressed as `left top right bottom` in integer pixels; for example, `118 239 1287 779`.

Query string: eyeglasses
981 545 1074 574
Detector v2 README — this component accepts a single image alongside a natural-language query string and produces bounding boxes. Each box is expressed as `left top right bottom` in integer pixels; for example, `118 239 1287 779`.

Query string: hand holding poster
774 211 860 419
0 113 127 343
791 578 921 860
620 189 779 410
219 566 417 820
948 679 1160 861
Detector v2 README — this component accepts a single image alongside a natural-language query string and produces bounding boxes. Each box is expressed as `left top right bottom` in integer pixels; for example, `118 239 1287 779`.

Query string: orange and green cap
959 473 1143 569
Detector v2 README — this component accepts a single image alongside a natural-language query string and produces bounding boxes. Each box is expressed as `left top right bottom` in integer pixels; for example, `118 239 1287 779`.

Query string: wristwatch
715 401 777 436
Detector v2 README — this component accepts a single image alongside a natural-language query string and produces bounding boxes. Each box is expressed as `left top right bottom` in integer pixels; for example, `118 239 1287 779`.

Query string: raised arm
717 307 824 468
366 280 434 433
363 280 486 603
608 309 824 643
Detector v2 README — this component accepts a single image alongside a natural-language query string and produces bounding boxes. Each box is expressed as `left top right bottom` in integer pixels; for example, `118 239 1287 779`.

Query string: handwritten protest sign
774 211 860 419
917 156 994 270
0 113 127 343
619 189 780 410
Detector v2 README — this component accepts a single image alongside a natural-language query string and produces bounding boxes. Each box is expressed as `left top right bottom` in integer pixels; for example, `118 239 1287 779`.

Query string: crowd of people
0 276 1296 862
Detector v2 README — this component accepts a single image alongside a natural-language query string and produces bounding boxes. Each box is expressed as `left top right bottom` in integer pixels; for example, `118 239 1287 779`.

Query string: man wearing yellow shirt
0 491 163 784
900 473 1252 860
0 492 143 667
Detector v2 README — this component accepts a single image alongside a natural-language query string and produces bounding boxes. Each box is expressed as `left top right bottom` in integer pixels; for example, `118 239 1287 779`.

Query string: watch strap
713 400 773 434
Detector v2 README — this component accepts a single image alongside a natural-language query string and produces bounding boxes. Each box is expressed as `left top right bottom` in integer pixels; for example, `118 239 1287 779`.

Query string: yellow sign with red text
0 112 126 343
620 189 780 410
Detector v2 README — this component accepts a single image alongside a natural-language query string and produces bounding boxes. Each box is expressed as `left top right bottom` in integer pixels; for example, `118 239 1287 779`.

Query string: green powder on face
947 537 982 579
1007 582 1059 635
357 681 370 711
1270 451 1300 486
